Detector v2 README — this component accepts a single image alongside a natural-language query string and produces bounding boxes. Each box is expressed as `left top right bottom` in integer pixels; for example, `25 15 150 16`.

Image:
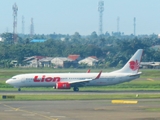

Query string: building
68 54 81 67
23 56 45 67
140 62 160 69
78 56 99 66
0 37 3 42
39 57 54 67
68 54 81 61
51 57 73 68
30 39 46 43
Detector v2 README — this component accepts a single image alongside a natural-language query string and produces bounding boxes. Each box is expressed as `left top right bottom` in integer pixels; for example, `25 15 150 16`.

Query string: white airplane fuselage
6 72 140 88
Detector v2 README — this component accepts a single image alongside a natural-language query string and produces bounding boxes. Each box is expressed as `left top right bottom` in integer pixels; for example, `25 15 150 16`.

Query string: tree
1 33 13 44
90 31 98 39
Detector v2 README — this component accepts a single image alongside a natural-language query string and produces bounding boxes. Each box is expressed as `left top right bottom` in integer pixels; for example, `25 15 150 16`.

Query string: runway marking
4 110 14 111
147 78 154 81
50 116 66 118
39 111 51 114
94 107 108 111
22 114 35 116
2 103 58 120
111 100 138 104
15 108 20 111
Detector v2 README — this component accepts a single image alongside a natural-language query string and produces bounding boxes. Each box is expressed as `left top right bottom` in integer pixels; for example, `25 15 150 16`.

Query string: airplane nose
6 79 11 84
6 80 9 84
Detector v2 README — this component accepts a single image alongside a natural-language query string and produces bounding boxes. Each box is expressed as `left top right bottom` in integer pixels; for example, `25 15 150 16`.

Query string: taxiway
0 99 160 120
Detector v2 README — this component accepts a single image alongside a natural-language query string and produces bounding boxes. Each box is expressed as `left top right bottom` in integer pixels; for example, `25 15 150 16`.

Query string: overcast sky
0 0 160 35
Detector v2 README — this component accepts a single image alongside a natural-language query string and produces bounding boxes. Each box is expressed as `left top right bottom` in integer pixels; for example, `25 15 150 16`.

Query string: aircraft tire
73 87 79 92
18 88 21 91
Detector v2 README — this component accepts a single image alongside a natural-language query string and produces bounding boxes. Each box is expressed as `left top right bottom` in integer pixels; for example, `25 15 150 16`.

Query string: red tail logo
129 60 139 71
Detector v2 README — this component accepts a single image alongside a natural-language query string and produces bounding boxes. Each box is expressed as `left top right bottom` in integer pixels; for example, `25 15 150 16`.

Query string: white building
0 37 3 42
78 57 98 66
39 57 54 67
140 62 160 69
51 57 72 68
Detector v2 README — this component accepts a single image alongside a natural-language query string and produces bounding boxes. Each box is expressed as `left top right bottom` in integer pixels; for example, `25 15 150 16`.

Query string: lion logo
129 60 139 71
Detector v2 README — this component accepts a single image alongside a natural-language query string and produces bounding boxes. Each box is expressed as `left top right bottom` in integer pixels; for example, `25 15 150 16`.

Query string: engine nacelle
55 82 71 89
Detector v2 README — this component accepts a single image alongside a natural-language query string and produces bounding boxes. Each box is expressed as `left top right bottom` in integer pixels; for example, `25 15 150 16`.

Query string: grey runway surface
0 99 160 120
0 90 160 95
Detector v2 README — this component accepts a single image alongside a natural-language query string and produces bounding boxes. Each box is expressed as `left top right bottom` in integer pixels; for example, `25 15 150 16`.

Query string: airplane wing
68 71 102 86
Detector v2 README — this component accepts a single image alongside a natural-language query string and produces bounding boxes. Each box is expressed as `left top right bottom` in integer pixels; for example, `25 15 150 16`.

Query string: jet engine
55 82 71 89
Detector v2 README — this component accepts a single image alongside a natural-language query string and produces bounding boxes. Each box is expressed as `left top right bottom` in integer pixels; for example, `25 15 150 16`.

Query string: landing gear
18 88 21 91
73 87 79 92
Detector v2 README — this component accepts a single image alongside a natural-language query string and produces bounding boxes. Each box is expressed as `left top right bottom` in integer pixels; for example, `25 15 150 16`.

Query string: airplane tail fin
112 49 143 74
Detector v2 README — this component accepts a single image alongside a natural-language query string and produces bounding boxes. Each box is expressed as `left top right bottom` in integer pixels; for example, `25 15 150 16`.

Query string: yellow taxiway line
112 100 138 104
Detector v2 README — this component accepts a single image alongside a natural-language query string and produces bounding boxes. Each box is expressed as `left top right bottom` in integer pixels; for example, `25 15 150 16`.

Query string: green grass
0 68 160 91
145 108 160 112
0 68 159 78
0 68 160 101
1 94 160 101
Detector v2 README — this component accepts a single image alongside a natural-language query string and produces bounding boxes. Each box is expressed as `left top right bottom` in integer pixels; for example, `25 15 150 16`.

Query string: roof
79 57 98 63
30 39 46 43
68 55 80 61
52 57 72 62
141 62 160 66
24 56 45 62
39 57 54 62
89 56 98 60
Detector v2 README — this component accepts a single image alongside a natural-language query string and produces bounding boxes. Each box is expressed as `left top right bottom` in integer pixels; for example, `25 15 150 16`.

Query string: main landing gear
73 87 79 92
18 88 21 91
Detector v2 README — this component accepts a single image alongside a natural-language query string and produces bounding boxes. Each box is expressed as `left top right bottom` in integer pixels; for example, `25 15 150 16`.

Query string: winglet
95 71 102 79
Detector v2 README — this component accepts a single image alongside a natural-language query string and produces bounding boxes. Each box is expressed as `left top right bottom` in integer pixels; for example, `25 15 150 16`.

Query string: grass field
1 94 160 101
0 68 160 91
0 68 160 100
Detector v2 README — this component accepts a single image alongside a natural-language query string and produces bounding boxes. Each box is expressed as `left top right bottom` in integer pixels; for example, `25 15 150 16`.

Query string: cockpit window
12 78 16 79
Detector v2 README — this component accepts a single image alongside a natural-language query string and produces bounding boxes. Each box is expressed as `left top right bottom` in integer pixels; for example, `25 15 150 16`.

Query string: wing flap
68 71 102 85
69 79 92 84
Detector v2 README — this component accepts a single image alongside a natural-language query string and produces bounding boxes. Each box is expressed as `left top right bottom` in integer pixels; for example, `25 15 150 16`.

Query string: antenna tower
30 18 34 37
98 0 104 35
12 3 18 43
22 16 25 35
134 17 136 36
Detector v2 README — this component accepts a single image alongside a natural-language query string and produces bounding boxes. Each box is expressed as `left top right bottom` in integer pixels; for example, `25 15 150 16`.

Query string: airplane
6 49 143 92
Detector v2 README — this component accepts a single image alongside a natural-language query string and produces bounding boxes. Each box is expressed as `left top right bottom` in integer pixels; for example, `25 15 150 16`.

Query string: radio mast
30 18 34 37
12 3 18 43
22 16 25 35
134 17 136 36
98 0 104 35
